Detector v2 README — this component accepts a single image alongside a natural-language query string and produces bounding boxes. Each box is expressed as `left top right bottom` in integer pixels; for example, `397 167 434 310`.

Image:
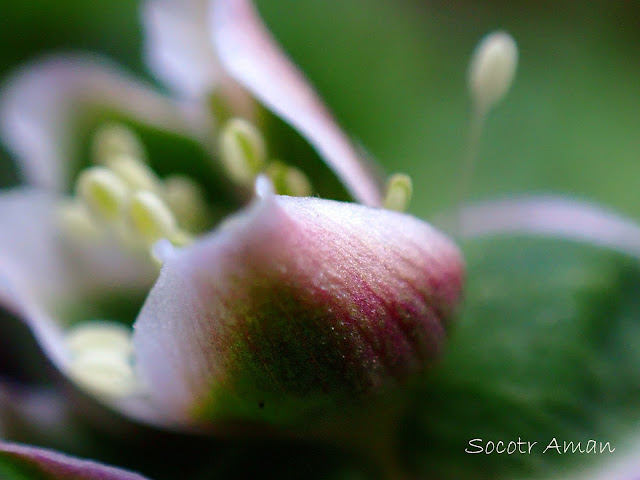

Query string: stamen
92 124 146 164
266 161 313 197
468 31 518 115
383 173 413 212
65 322 139 398
107 155 162 194
57 201 102 239
453 31 518 233
164 175 210 232
219 118 266 184
76 167 128 223
128 191 180 245
66 321 132 356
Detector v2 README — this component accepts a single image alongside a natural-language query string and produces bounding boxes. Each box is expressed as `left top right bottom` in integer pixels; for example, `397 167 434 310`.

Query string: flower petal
0 55 208 191
142 0 221 98
456 195 640 260
0 441 149 480
0 188 155 369
0 189 172 425
211 0 383 206
141 0 254 118
133 195 463 425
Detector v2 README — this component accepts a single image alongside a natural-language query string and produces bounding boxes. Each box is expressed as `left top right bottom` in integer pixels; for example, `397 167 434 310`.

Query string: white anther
267 161 313 197
128 191 178 244
67 349 139 398
383 174 413 212
92 124 146 164
107 155 162 193
468 31 518 112
57 202 103 239
76 167 129 222
65 322 138 398
164 175 210 232
66 322 133 357
219 118 266 184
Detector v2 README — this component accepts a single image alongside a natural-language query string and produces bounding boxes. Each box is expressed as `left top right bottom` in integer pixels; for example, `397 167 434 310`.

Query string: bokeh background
1 1 639 217
1 1 640 479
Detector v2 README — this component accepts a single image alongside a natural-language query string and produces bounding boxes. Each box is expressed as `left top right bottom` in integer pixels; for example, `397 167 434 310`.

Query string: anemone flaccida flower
2 0 640 478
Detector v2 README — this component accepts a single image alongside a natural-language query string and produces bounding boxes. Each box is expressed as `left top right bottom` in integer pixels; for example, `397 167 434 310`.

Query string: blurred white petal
211 0 383 206
457 195 640 260
0 55 209 191
0 189 152 380
141 0 254 117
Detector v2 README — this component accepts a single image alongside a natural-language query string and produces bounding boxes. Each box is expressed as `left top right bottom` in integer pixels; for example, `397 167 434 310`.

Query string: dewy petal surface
133 195 463 425
211 0 383 206
0 441 149 480
0 55 208 191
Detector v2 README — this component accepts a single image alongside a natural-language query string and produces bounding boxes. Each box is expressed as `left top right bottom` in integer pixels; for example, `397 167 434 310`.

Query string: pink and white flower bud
133 194 464 426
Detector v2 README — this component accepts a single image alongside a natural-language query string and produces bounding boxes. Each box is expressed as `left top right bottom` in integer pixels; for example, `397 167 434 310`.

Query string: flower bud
133 195 464 426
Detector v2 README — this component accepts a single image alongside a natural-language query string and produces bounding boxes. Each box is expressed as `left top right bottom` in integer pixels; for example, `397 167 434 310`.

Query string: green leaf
400 237 640 479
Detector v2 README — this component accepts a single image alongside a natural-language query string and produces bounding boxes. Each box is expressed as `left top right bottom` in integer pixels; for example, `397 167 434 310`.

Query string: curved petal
133 195 463 425
211 0 383 206
456 196 640 260
0 189 171 425
141 0 254 118
0 55 209 192
0 188 155 369
142 0 222 98
0 441 149 480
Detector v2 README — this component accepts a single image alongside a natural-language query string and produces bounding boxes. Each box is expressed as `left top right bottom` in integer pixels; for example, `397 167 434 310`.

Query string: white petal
0 189 156 368
0 188 173 425
142 0 220 98
0 55 209 191
457 196 640 260
211 0 383 206
141 0 254 117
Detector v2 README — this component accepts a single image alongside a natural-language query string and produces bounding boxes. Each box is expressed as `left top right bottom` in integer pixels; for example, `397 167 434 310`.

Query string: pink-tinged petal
141 0 254 118
211 0 383 206
142 0 221 98
457 196 640 260
0 189 171 426
0 441 149 480
0 55 209 191
0 188 155 370
133 195 463 425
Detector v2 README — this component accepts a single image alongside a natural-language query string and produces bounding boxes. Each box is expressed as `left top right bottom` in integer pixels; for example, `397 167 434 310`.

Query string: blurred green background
0 0 639 220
